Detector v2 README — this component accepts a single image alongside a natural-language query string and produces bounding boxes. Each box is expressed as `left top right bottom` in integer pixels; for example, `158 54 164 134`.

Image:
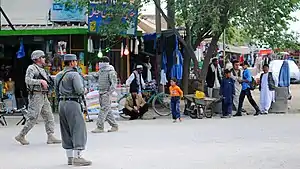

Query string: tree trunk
152 0 200 79
167 0 175 29
182 25 192 94
198 34 221 90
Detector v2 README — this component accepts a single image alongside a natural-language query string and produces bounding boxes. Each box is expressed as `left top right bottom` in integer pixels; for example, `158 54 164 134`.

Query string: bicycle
0 105 28 126
117 89 171 119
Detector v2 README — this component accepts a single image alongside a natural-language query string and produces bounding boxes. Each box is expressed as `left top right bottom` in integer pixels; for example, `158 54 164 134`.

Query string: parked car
269 60 300 84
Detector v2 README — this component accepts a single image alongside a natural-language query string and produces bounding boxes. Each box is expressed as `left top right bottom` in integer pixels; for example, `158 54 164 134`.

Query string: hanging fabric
121 42 124 57
140 37 144 51
16 39 25 59
160 52 168 85
97 39 103 58
88 36 94 53
58 41 67 55
130 38 134 52
171 36 183 80
134 38 139 55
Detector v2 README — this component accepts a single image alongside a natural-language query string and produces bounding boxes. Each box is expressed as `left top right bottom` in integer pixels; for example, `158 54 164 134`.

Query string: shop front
0 27 87 107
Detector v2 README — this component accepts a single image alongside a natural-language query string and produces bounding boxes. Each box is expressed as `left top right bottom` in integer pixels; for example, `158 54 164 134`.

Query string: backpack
249 77 257 90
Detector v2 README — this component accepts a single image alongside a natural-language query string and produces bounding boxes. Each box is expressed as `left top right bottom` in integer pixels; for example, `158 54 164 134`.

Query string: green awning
0 27 143 36
0 28 88 36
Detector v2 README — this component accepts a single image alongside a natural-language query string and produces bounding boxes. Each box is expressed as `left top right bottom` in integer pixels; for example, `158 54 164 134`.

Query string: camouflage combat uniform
86 58 118 133
15 50 61 145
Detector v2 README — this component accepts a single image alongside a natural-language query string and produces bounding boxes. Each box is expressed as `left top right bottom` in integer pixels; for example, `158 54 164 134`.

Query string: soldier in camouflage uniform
55 54 91 166
86 56 118 133
15 50 61 145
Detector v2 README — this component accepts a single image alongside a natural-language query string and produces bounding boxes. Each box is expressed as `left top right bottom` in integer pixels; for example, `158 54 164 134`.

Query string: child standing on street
169 78 183 122
219 69 235 118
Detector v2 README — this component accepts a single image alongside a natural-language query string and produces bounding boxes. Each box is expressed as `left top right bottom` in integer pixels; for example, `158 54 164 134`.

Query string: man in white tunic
259 64 275 114
230 60 243 111
206 57 222 97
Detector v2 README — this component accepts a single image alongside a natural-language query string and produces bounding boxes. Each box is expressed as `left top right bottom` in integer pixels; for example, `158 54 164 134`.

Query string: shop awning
0 26 88 36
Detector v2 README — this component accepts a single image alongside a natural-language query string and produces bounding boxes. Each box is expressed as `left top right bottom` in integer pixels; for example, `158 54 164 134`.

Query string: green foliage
221 26 251 46
55 0 141 40
173 0 300 49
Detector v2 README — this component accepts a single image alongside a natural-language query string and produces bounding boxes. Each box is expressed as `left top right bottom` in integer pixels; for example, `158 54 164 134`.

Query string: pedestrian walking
15 50 61 145
169 78 183 122
55 54 91 166
234 61 261 116
219 69 235 118
259 64 275 114
85 56 118 133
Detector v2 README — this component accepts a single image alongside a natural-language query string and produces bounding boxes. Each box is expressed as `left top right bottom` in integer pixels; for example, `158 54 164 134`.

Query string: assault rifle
33 65 54 90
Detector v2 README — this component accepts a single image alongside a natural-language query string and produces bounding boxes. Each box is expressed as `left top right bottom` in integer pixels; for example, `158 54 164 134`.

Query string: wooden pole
69 34 72 53
223 29 226 67
126 38 130 77
155 0 162 91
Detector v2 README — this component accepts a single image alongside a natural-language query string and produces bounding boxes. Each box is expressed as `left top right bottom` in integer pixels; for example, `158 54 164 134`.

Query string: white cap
136 65 143 69
31 50 45 60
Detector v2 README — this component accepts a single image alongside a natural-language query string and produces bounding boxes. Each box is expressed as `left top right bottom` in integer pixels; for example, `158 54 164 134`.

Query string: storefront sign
50 0 86 22
88 2 138 35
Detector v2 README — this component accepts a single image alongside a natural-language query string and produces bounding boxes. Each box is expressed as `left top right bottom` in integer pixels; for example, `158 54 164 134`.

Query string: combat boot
108 126 118 132
73 157 92 166
91 127 105 133
47 134 62 144
68 157 73 165
15 134 29 145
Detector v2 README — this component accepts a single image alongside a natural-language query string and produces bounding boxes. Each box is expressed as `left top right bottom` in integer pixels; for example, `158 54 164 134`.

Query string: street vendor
123 87 149 120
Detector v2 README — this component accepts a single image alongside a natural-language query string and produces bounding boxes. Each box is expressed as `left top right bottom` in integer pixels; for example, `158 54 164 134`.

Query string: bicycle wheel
152 93 171 116
117 95 130 119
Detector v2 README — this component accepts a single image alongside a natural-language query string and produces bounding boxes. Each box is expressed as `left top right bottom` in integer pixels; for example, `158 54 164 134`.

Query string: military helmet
31 50 45 60
64 54 77 61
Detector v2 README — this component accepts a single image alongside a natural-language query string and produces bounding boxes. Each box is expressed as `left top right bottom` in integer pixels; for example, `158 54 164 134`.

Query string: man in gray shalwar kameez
55 54 91 166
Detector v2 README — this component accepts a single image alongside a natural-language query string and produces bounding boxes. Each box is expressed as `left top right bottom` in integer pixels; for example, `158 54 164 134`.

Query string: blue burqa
171 37 183 80
278 60 290 87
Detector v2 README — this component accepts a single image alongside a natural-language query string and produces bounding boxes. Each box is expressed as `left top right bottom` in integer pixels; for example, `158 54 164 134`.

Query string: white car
269 60 300 84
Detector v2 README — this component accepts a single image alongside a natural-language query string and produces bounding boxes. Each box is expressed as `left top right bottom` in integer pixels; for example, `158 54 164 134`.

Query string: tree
151 0 300 93
223 26 251 46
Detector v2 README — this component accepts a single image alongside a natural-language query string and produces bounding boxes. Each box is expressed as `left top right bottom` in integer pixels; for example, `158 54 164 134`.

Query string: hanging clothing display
121 42 124 56
87 37 94 53
130 39 134 52
134 38 139 55
171 37 183 80
144 62 152 82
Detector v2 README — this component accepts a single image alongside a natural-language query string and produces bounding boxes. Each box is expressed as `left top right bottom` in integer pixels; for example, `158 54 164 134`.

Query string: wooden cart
184 94 222 119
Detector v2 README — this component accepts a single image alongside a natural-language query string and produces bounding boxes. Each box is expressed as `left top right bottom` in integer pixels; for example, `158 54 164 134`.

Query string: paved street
1 85 300 169
1 113 300 169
